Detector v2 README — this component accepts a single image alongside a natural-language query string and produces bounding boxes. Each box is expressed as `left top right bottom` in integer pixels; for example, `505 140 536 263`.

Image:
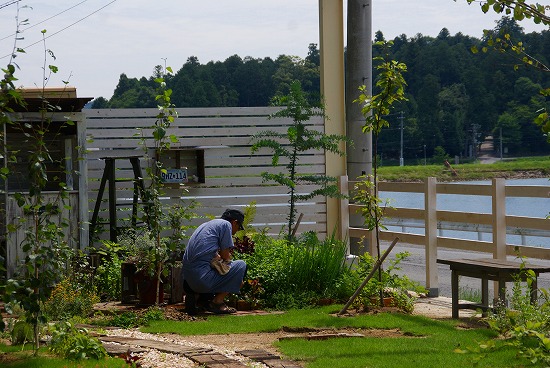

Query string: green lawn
143 305 535 368
1 305 542 367
377 156 550 182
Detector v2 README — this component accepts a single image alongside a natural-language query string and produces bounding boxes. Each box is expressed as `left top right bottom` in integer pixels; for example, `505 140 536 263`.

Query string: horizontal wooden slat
437 237 495 252
506 185 550 198
85 106 292 118
384 207 425 220
436 183 492 196
378 181 425 193
88 136 290 148
507 215 550 231
380 230 425 245
206 165 325 177
88 125 323 139
87 116 323 129
437 210 492 225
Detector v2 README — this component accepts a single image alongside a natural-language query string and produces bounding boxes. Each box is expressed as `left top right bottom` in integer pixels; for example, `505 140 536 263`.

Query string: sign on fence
161 168 188 184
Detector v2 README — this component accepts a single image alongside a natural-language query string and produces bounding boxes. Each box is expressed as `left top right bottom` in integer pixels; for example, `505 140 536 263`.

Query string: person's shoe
206 301 236 314
184 292 198 315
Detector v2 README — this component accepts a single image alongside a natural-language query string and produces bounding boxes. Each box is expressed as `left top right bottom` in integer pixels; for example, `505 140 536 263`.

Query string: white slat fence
84 107 328 245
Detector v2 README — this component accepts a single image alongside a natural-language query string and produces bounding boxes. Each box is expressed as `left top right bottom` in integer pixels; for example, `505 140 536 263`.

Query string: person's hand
219 248 232 262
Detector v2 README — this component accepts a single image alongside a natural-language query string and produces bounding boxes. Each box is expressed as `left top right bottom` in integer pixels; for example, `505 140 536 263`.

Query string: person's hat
222 209 245 230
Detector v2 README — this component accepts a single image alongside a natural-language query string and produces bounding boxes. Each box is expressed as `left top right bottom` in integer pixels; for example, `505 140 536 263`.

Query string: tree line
91 17 550 160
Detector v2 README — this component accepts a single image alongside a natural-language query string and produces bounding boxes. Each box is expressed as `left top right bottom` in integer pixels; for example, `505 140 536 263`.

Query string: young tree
354 40 408 304
251 80 349 241
1 23 75 352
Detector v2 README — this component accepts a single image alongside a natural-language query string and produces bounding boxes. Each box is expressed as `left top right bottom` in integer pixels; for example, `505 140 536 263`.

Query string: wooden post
492 178 506 259
76 112 89 250
425 177 439 296
492 178 506 302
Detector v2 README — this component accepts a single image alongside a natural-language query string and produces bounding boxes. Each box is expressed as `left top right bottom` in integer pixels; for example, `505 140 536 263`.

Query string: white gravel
104 328 270 368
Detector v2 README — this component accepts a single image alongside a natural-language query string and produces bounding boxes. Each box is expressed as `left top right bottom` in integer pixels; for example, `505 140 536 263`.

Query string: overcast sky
0 0 548 100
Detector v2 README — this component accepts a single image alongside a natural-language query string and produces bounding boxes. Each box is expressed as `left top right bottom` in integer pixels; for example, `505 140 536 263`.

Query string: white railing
339 176 550 294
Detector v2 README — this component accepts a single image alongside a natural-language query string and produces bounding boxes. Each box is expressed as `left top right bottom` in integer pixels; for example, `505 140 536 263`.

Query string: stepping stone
101 342 147 355
99 336 212 354
278 332 365 341
237 349 302 368
187 352 249 367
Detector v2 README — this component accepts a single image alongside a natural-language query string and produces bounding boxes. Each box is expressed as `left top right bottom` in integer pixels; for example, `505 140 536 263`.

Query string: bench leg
451 270 459 319
530 277 538 304
498 278 507 307
481 278 489 316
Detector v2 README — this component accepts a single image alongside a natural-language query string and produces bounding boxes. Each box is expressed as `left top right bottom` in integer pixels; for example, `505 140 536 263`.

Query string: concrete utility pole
346 0 372 181
346 0 372 254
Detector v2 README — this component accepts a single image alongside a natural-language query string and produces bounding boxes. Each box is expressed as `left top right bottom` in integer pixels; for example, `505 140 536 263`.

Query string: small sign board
161 168 188 183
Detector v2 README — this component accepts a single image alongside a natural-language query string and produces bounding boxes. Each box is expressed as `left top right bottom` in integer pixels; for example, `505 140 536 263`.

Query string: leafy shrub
49 321 107 360
94 242 123 301
10 319 33 345
44 278 99 321
351 251 427 313
110 312 140 328
483 269 550 366
457 263 550 366
140 306 165 324
237 231 350 309
109 306 165 328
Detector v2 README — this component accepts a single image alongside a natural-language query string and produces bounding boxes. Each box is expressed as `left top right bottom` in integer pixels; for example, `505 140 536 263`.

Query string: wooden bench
437 258 550 318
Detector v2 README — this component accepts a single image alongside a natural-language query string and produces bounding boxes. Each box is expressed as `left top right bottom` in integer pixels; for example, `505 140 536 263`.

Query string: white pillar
319 0 346 237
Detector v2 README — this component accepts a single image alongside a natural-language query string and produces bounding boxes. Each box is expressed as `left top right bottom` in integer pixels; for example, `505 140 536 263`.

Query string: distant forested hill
91 17 550 159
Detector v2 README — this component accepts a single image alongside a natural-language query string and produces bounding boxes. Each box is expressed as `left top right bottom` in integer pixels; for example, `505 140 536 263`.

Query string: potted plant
120 230 169 305
355 251 427 313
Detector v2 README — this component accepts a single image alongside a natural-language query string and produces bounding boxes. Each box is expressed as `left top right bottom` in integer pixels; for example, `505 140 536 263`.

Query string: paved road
373 240 550 300
478 136 501 164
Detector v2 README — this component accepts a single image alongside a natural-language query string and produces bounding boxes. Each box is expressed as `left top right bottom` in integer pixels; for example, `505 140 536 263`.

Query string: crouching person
182 209 247 314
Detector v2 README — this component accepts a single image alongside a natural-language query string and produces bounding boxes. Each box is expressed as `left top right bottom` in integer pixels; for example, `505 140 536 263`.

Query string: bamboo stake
338 236 400 315
291 213 304 238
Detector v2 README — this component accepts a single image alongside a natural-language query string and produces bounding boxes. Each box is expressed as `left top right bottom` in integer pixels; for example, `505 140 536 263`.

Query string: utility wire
0 0 90 41
1 0 117 59
0 0 20 10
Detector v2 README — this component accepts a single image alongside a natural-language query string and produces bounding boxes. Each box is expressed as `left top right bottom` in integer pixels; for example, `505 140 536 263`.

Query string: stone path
99 333 318 367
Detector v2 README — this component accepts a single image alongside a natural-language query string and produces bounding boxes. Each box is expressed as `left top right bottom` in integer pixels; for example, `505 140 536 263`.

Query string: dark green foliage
92 20 550 157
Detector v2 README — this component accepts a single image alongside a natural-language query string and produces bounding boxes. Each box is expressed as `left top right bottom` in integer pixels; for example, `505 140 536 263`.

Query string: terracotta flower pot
134 271 164 306
370 296 394 307
237 300 252 311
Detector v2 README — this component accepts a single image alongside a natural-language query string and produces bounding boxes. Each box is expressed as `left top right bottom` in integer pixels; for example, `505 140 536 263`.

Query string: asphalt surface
373 241 550 300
